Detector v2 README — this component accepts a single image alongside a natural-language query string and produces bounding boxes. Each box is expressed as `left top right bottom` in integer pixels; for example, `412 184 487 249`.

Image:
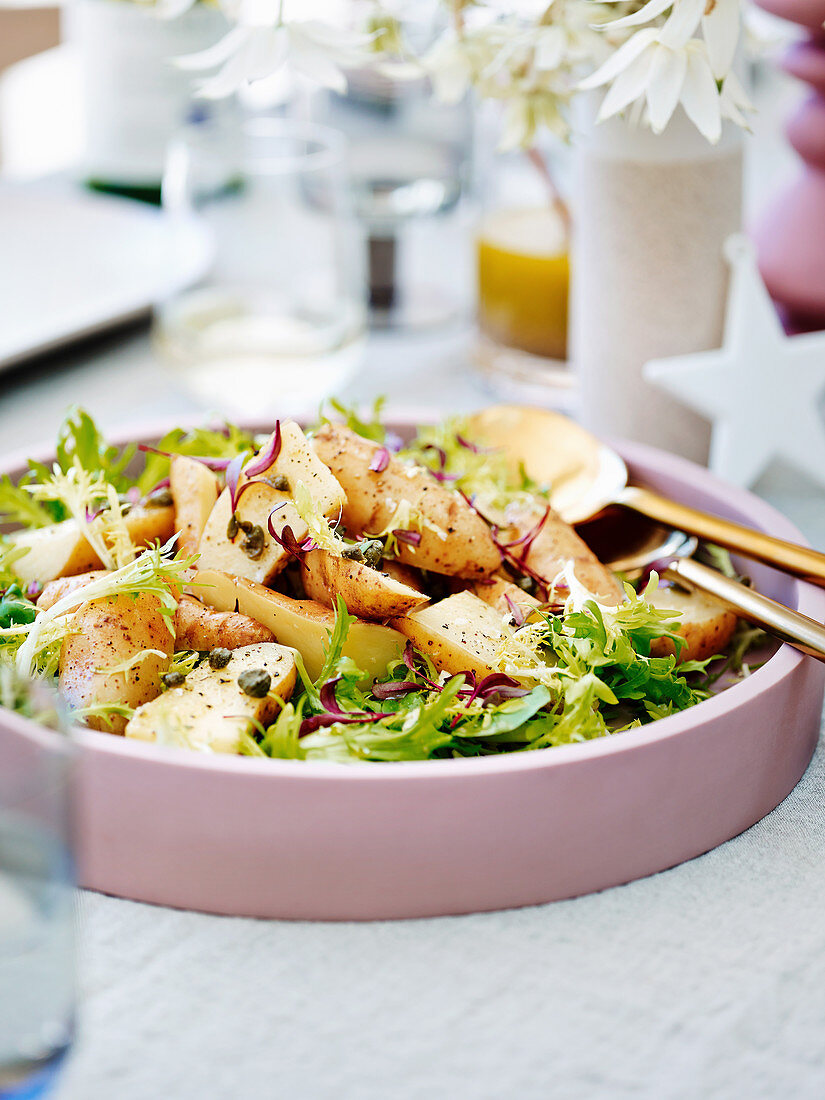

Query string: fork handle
622 486 825 587
664 558 825 662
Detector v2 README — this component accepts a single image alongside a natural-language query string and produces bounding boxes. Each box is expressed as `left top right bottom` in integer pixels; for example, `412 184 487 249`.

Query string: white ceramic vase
570 106 743 464
64 0 228 194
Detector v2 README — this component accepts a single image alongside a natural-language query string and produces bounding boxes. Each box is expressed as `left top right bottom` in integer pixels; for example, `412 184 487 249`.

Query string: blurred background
0 0 811 467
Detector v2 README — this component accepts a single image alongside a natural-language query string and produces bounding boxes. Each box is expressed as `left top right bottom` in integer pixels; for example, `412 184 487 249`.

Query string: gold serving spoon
469 405 825 588
583 510 825 661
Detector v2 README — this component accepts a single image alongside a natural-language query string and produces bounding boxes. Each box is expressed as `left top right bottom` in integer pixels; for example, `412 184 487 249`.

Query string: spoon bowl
468 404 627 525
578 508 697 579
469 404 825 587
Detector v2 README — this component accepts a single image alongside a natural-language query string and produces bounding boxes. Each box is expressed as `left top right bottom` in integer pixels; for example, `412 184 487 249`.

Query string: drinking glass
0 671 76 1100
315 73 474 328
472 138 576 410
155 115 367 416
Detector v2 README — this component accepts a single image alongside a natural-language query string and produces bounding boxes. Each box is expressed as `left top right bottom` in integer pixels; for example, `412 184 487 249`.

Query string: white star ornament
643 235 825 489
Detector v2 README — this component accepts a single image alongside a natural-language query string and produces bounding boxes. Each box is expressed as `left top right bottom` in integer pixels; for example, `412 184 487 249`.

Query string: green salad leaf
317 397 389 444
247 575 711 764
0 474 56 529
54 407 136 492
402 414 546 512
137 421 255 494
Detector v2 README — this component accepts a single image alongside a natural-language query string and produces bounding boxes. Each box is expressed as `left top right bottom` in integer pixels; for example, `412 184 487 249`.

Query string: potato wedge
382 560 425 592
300 547 428 620
648 586 738 663
170 455 219 559
122 503 176 551
390 590 508 677
11 503 175 587
174 594 274 651
126 642 296 753
194 569 405 681
197 421 345 586
37 571 107 612
471 577 544 623
312 424 500 579
59 592 174 734
493 504 624 606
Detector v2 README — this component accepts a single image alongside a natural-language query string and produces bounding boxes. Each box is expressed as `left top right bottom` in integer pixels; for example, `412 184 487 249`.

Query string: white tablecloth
1 321 823 1099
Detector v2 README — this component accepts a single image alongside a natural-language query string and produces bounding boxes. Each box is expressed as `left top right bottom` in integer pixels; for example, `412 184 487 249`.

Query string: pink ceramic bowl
1 424 823 920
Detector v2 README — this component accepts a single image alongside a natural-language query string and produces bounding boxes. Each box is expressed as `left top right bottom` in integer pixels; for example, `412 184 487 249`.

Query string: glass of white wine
0 669 76 1100
155 113 367 416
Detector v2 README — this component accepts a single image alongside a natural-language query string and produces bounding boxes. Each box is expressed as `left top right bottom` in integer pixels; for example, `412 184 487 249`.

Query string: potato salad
0 404 751 762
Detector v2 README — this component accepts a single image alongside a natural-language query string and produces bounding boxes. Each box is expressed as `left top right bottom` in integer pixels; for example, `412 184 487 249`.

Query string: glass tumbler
0 671 76 1100
155 115 367 416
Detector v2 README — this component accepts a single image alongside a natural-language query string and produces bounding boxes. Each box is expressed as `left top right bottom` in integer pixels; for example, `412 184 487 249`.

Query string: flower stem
525 146 570 231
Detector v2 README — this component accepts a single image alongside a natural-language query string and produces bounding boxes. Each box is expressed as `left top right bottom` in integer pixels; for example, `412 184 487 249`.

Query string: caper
162 670 187 689
359 539 384 569
237 519 254 534
238 668 271 698
147 487 174 508
226 513 239 540
208 647 232 670
241 525 265 560
266 474 289 492
342 539 384 570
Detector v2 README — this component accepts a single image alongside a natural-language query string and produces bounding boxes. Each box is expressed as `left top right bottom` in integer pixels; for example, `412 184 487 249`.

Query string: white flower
424 32 476 103
719 69 754 128
600 0 741 77
177 1 374 99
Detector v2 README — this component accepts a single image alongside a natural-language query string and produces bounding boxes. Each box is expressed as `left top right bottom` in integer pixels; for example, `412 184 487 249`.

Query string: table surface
1 314 824 1100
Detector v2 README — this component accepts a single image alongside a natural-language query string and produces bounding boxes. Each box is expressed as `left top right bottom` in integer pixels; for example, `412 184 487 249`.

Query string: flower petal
498 97 532 151
719 71 754 128
290 35 348 93
680 45 721 142
702 0 741 79
601 0 675 32
645 43 687 133
659 0 705 49
597 45 656 121
579 27 659 90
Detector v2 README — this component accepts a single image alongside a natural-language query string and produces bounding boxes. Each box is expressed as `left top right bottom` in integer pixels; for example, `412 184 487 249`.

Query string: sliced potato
382 560 425 592
59 592 174 734
390 590 507 677
197 421 345 586
492 504 624 606
36 571 107 612
170 455 219 559
312 424 500 579
174 594 274 651
122 503 176 551
193 569 406 681
126 642 296 753
11 503 175 587
300 547 428 620
471 577 544 622
648 586 738 663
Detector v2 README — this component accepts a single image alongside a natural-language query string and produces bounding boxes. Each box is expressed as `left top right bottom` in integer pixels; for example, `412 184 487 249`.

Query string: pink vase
754 0 825 330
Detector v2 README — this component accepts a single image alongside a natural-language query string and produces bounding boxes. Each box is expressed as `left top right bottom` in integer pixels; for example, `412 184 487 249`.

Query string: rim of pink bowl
3 415 824 783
